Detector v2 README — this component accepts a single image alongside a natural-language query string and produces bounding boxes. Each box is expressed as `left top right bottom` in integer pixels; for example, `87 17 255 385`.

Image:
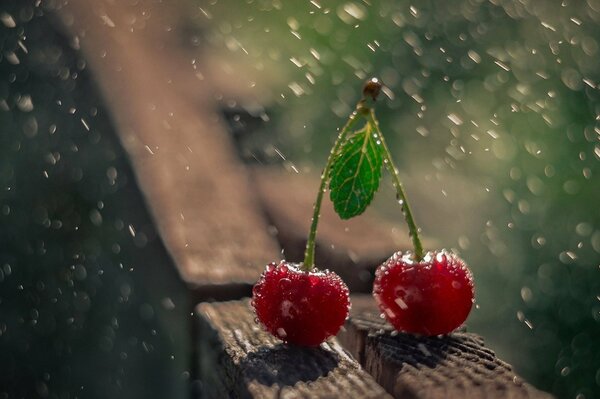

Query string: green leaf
329 122 383 219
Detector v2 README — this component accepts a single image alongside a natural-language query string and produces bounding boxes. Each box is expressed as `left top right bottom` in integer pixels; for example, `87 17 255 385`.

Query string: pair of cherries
252 79 475 346
252 250 474 346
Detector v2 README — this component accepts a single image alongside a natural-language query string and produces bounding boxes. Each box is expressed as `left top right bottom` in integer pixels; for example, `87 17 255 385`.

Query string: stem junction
302 78 424 270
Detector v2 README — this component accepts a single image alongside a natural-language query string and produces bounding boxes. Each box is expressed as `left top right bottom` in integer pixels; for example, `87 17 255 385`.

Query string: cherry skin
252 260 350 346
373 250 474 336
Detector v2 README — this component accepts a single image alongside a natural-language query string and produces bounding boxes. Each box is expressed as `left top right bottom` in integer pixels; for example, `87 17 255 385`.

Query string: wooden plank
58 0 280 298
251 167 435 292
195 299 392 398
338 295 554 399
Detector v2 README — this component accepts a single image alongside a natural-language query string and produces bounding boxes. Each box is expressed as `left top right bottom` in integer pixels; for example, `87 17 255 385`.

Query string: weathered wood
59 0 280 298
196 299 392 398
338 296 554 399
251 167 430 292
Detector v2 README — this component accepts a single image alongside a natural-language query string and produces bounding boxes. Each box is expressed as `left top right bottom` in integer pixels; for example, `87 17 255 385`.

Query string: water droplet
280 300 294 318
521 287 533 302
447 113 463 125
276 327 287 338
575 223 593 236
279 278 292 289
558 251 577 264
394 297 408 310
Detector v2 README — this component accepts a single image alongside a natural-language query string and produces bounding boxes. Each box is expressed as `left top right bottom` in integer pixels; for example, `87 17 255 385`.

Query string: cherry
373 250 474 336
252 261 350 346
250 82 369 346
356 87 476 336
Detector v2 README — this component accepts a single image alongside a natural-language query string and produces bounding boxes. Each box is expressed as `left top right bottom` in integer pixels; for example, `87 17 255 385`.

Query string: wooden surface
338 296 554 399
251 167 419 292
195 297 553 399
59 0 280 296
195 299 391 399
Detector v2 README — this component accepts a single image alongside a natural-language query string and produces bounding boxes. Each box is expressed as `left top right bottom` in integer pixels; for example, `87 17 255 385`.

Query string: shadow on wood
195 299 391 398
241 344 339 386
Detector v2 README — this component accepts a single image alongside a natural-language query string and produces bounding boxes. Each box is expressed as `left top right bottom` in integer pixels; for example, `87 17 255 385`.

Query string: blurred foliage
197 0 600 397
0 1 188 398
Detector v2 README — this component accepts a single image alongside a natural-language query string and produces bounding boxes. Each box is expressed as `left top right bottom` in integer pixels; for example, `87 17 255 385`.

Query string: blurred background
1 0 599 398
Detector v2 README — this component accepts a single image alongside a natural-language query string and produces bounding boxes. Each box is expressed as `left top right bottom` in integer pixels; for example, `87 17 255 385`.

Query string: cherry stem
302 103 367 272
366 110 425 261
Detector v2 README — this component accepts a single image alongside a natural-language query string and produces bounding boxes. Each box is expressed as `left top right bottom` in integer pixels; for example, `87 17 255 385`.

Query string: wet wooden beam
338 295 554 399
59 0 281 300
195 299 391 398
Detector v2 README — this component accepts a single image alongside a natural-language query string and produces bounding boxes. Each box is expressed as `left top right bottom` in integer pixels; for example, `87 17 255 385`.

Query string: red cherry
252 261 350 346
373 250 474 336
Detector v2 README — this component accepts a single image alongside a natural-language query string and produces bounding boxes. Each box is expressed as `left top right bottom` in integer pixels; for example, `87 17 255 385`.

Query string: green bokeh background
201 1 600 398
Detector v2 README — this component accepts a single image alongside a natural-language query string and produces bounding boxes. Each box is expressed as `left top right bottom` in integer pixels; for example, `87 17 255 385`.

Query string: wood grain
196 299 391 398
338 295 554 399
